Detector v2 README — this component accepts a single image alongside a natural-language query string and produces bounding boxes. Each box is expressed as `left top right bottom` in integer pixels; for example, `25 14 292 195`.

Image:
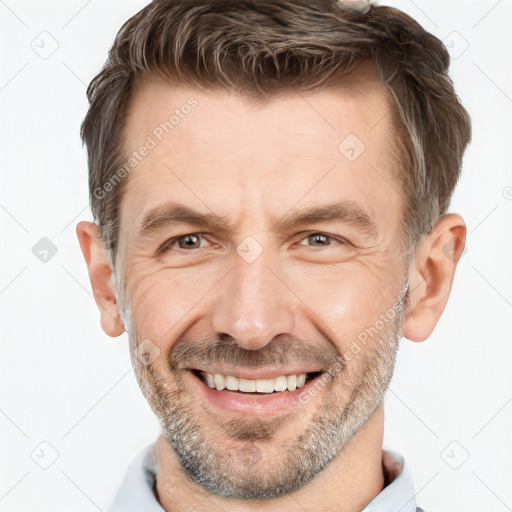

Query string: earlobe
76 221 126 338
402 214 466 342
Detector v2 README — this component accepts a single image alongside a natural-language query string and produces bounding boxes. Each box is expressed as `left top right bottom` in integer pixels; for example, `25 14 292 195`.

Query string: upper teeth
202 372 308 393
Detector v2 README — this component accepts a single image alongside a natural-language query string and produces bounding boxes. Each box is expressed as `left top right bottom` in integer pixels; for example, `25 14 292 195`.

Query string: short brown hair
81 0 471 269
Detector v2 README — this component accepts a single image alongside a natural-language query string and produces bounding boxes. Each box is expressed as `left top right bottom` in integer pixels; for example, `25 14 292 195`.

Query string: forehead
120 72 402 240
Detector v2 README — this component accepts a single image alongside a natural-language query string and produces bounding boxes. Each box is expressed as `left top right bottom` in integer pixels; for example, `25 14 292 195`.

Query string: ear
402 213 466 342
76 221 126 337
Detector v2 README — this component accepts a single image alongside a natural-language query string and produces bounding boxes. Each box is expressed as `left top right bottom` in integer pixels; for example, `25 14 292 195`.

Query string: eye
157 231 349 256
158 233 209 254
298 232 346 248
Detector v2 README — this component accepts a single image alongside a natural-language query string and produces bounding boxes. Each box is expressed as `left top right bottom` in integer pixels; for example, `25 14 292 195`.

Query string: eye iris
310 234 328 246
179 234 200 249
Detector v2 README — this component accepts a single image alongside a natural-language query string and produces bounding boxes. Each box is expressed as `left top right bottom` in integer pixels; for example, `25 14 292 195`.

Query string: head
77 0 470 500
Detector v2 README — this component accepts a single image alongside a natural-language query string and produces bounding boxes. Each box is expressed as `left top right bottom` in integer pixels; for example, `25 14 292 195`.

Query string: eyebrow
273 202 377 238
135 201 377 241
136 205 238 240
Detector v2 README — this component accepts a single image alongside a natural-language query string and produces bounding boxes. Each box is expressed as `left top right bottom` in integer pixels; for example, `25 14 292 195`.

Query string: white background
1 1 511 511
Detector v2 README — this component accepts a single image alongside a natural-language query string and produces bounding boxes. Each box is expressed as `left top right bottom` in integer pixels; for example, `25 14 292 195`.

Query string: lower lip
185 370 325 416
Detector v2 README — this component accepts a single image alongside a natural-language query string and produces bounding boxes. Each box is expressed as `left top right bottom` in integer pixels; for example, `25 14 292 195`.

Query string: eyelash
158 232 348 254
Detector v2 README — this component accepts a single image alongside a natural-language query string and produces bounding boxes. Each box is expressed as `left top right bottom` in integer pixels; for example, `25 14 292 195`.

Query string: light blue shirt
107 441 424 512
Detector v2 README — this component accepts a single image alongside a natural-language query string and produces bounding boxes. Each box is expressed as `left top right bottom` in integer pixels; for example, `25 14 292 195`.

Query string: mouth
191 369 323 394
186 368 327 416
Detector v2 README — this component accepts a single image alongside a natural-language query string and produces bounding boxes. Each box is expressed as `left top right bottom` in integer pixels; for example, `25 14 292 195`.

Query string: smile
194 370 322 393
186 369 327 416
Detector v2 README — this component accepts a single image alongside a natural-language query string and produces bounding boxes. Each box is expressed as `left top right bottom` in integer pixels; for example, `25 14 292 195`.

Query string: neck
155 403 385 512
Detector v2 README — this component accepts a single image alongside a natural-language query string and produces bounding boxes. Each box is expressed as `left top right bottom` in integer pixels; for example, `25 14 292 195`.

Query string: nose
210 252 296 351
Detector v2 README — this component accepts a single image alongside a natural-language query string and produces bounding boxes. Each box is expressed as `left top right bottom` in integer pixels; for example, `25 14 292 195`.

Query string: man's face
116 74 408 498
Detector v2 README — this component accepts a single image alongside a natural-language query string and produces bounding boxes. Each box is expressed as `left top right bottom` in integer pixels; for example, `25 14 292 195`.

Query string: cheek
125 263 221 344
288 261 400 348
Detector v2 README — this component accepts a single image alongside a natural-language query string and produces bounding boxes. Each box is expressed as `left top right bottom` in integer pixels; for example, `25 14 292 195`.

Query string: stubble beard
126 284 408 499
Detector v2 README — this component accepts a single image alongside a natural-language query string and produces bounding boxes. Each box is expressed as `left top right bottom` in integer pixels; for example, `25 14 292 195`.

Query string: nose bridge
211 251 295 351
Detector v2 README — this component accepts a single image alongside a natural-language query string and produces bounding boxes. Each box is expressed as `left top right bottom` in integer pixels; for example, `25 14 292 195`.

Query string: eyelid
157 232 209 254
296 231 351 247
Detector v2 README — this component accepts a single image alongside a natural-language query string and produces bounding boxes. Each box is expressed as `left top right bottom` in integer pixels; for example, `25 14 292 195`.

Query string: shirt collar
361 450 420 512
107 442 164 512
107 442 421 512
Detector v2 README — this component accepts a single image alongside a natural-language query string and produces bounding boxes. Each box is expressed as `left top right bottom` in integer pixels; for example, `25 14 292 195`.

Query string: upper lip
189 366 324 380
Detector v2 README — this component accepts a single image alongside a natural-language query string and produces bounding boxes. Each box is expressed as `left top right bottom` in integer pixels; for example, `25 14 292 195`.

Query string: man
76 0 471 510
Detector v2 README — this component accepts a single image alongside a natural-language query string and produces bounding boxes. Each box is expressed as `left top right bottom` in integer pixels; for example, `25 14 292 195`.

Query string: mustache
168 336 343 372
